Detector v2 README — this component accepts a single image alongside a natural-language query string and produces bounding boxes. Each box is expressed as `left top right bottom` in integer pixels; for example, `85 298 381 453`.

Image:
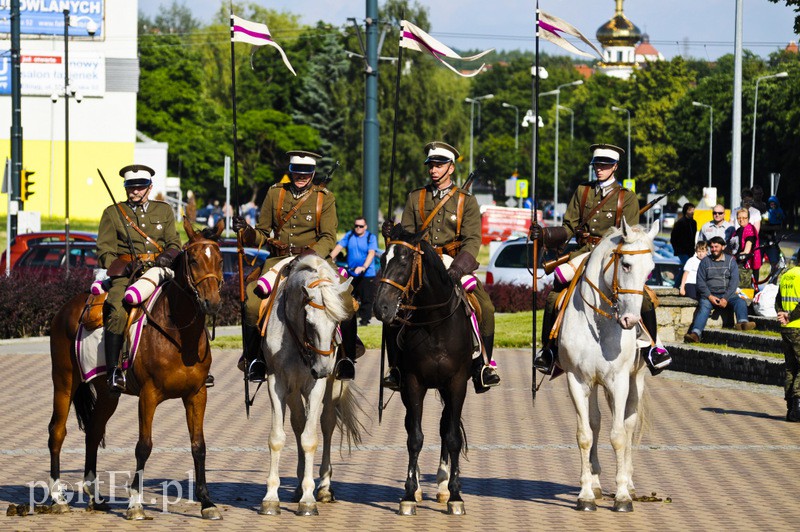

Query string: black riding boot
473 335 501 394
382 334 401 391
240 324 266 383
789 397 800 423
641 308 672 376
534 298 558 374
104 330 126 396
334 317 357 380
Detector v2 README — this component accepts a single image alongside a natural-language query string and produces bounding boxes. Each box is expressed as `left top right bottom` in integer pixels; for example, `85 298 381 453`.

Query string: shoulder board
576 180 595 188
454 186 473 197
409 186 427 196
150 200 170 206
314 186 330 195
269 182 285 190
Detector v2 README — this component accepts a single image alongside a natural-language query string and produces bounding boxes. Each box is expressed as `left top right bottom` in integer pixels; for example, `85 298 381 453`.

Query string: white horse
257 255 363 516
558 219 658 512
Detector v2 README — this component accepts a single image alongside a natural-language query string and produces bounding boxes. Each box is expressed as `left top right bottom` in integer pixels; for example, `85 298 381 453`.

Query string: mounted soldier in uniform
96 164 182 395
529 144 672 376
381 141 501 393
233 150 358 382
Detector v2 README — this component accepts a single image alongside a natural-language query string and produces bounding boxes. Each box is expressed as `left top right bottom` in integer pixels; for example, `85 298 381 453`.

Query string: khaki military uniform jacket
562 181 639 255
400 184 481 260
96 200 181 269
254 183 337 259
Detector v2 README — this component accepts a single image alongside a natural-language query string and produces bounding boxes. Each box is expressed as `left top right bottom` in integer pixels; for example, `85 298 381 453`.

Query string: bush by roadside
486 282 551 312
0 269 93 339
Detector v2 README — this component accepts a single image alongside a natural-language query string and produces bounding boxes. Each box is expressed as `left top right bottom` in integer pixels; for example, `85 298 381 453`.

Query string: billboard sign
0 0 104 38
0 52 105 96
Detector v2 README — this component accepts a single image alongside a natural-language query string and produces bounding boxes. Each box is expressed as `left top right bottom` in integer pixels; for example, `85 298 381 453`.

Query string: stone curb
667 342 783 386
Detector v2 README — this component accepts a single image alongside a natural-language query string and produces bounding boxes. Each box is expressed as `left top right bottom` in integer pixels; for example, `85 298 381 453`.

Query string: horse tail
332 380 370 451
73 382 105 448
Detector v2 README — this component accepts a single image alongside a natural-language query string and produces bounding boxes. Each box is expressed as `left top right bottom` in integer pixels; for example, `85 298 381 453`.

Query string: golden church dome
596 0 642 47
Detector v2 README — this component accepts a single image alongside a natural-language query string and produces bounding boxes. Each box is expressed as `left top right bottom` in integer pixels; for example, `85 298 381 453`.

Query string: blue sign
649 183 657 194
0 1 104 38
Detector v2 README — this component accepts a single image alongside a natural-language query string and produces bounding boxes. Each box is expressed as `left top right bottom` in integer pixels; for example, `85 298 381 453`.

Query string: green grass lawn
211 311 544 351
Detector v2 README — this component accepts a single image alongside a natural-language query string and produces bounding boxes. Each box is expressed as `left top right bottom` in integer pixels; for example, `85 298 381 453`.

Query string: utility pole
362 0 379 231
9 0 23 239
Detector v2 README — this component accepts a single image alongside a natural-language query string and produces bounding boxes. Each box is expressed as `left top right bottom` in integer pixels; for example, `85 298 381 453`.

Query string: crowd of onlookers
670 186 787 344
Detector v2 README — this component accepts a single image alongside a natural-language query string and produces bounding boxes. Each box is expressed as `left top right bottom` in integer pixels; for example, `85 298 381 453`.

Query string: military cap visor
288 163 316 175
589 144 624 165
119 164 155 188
424 141 459 164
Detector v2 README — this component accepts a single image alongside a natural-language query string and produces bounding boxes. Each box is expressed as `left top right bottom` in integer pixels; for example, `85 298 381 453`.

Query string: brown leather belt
432 241 461 258
119 253 157 262
269 245 308 258
577 235 603 247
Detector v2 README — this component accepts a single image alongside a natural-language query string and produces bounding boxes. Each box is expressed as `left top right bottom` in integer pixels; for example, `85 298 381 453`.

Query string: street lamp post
750 71 789 188
501 102 520 172
464 94 494 176
558 105 574 141
692 101 713 189
540 80 582 222
611 106 631 181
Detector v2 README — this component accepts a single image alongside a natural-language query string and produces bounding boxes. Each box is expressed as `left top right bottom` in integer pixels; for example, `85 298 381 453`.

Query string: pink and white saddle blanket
75 285 165 383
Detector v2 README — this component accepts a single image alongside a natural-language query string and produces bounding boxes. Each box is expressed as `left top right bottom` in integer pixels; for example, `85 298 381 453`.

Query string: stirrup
334 358 355 381
645 345 671 376
247 359 267 383
473 364 500 394
108 368 126 395
382 367 401 391
534 346 556 375
205 374 215 388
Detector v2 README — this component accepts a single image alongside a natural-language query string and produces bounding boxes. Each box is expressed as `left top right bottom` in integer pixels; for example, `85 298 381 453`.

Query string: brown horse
47 218 224 520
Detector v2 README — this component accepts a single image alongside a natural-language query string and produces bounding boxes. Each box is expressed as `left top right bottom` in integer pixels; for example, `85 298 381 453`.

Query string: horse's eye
621 261 632 273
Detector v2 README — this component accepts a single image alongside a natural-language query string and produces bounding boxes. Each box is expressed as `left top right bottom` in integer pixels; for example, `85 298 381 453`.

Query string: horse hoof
613 500 634 512
398 501 417 516
296 502 319 516
436 493 449 504
88 500 110 512
316 489 335 503
201 506 222 520
50 502 71 514
447 501 466 515
259 501 281 515
576 499 597 511
414 491 423 503
593 487 603 500
126 507 148 520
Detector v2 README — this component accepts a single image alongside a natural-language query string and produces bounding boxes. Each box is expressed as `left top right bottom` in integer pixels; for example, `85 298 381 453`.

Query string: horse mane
199 227 222 242
391 228 452 289
290 255 351 323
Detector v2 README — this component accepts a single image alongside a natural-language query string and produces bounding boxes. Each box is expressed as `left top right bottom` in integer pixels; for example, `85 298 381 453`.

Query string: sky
138 0 799 60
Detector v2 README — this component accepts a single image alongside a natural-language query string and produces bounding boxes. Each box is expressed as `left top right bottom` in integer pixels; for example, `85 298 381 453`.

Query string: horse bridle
379 239 458 325
181 240 224 305
287 278 337 359
580 241 651 321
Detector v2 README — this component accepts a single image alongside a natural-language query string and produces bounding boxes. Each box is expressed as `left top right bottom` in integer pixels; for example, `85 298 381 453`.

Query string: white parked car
485 237 680 290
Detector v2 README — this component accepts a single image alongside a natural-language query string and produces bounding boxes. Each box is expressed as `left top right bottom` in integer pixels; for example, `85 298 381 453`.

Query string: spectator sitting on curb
679 241 707 301
684 236 756 343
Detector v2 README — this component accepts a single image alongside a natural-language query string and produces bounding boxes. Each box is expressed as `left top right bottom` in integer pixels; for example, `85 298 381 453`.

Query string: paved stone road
1 346 799 531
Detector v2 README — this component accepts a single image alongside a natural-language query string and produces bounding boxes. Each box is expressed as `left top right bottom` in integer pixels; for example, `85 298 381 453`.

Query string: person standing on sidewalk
776 265 800 422
330 217 379 326
684 236 756 343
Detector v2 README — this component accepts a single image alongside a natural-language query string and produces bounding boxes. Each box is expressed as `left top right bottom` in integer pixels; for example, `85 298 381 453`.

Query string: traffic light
21 169 35 201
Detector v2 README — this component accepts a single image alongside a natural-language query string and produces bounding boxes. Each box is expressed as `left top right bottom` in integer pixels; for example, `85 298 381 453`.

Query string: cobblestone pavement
1 347 799 531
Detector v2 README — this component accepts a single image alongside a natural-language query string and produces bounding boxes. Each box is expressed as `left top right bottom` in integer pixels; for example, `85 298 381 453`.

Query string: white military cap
119 164 155 187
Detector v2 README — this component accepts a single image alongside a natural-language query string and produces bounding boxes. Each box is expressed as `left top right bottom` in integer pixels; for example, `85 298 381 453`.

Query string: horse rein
580 241 651 321
379 239 459 326
287 277 337 359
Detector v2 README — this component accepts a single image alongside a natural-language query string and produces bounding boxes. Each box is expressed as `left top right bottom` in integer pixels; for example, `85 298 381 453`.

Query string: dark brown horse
374 227 473 516
47 219 224 520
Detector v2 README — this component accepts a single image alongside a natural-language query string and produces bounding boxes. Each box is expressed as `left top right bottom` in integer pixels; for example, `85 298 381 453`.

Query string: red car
13 241 99 275
1 231 97 271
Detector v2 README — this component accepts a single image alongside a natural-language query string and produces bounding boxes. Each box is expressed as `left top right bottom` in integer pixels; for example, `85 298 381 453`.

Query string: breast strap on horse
116 203 164 254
